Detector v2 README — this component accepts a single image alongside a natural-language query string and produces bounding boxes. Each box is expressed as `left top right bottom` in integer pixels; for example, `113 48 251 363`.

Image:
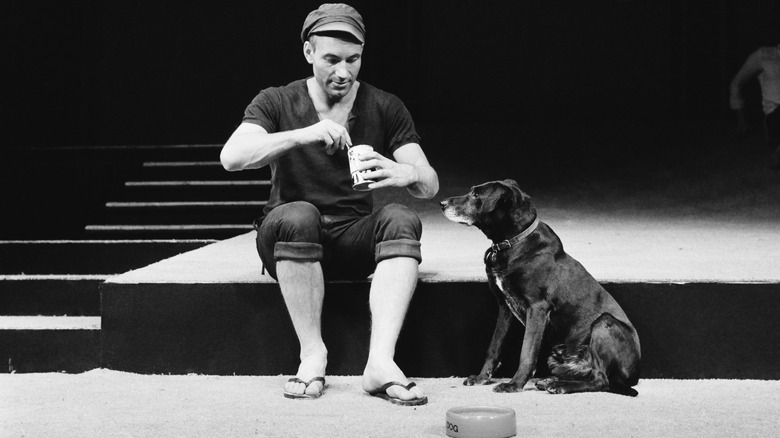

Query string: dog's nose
439 200 448 209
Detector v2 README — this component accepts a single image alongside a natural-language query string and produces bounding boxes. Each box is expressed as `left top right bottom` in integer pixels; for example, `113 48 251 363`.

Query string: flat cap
301 3 365 43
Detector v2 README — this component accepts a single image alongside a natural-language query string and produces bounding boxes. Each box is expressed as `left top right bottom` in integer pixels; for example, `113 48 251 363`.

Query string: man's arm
358 143 439 199
730 51 762 112
220 120 353 171
730 51 763 134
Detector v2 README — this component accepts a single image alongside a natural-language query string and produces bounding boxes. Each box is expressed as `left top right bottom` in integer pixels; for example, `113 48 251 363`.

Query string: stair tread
106 201 267 207
86 224 253 230
0 316 101 330
143 161 222 167
126 180 270 186
0 274 109 280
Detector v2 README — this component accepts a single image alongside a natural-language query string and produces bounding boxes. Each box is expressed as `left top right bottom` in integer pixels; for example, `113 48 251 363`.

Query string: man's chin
329 82 352 95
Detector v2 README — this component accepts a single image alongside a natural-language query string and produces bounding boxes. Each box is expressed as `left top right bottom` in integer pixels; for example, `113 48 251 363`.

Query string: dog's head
440 179 536 240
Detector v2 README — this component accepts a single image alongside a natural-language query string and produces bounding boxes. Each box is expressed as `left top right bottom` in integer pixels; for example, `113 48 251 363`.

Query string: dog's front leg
464 300 513 386
494 302 550 393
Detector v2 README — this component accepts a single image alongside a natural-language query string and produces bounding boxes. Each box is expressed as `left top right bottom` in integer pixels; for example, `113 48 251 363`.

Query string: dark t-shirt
243 78 421 217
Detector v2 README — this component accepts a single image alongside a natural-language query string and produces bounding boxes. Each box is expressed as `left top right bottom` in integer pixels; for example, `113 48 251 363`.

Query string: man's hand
356 150 419 190
300 119 352 155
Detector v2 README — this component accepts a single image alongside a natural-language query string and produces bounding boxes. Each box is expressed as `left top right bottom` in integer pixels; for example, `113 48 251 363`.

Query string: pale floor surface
107 213 780 285
2 371 780 438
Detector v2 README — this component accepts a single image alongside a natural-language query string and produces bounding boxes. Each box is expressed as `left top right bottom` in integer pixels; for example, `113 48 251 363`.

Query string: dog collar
484 217 540 263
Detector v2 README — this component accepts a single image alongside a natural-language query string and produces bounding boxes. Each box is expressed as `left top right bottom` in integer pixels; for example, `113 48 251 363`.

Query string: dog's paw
463 374 493 386
493 382 523 393
534 377 557 391
544 381 568 395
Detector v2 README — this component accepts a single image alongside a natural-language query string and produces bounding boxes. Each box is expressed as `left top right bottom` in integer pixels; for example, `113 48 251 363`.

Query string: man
220 3 438 406
730 43 780 169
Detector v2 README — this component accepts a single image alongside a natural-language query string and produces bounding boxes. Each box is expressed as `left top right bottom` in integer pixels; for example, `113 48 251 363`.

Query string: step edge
0 274 111 281
0 316 101 330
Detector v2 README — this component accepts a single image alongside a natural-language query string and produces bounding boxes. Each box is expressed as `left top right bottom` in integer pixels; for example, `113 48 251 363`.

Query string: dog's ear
479 180 516 214
495 180 534 221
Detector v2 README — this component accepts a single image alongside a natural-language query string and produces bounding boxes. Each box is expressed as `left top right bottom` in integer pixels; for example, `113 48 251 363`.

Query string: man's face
304 35 363 101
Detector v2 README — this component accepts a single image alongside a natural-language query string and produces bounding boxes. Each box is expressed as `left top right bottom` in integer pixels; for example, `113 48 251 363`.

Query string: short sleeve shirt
243 78 421 217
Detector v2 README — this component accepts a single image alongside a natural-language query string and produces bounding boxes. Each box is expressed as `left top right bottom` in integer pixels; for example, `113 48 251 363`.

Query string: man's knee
268 201 322 241
374 203 422 264
256 202 324 279
374 203 422 239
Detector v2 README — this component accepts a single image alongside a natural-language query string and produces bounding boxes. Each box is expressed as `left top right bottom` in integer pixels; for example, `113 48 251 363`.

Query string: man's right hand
302 119 352 155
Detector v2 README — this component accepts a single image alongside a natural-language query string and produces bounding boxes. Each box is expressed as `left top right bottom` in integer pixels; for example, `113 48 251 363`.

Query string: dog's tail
608 379 639 397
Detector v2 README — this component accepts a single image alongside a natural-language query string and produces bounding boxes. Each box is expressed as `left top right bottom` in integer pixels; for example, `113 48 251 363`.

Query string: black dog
440 179 641 396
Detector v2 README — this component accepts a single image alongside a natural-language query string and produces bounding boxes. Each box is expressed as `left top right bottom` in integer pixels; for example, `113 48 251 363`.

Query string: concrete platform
106 214 780 285
101 212 780 378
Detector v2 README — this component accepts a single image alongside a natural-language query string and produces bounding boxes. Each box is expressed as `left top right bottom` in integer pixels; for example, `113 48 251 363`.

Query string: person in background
730 43 780 169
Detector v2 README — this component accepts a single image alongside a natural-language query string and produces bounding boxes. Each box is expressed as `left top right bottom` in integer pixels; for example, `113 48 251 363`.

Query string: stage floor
3 371 780 438
109 212 779 285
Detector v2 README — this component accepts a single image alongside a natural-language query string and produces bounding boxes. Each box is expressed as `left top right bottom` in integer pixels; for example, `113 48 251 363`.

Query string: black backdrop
3 0 779 148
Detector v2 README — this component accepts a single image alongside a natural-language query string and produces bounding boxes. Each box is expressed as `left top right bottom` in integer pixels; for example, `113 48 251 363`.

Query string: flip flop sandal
367 381 428 406
283 377 326 400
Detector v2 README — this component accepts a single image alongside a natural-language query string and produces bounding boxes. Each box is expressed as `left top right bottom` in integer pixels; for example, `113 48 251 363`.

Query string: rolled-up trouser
255 201 422 281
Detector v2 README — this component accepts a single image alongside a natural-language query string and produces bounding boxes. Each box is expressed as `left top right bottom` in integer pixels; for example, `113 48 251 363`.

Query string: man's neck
306 78 359 112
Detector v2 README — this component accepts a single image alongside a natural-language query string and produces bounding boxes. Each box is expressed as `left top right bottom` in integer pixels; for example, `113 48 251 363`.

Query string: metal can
348 144 375 191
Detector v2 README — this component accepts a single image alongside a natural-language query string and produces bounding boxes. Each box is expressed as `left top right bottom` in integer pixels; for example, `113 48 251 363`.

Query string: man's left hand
356 151 419 190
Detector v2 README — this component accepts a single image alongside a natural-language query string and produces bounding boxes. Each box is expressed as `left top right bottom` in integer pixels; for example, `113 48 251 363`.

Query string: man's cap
301 3 365 44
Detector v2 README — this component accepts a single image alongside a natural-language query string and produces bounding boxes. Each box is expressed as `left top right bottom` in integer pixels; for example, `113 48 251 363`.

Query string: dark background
3 0 779 149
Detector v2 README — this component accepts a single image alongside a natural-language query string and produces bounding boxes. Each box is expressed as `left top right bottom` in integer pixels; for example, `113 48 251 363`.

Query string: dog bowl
445 405 516 438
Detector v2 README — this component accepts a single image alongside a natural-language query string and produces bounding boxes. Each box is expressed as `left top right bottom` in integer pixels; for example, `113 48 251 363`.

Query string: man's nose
334 62 349 78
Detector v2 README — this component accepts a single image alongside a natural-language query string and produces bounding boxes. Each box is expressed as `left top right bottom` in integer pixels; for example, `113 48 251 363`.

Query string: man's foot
366 381 427 406
284 377 326 399
362 360 427 405
284 350 327 399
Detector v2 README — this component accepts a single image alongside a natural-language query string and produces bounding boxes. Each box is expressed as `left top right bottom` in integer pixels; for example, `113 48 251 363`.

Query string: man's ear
303 41 315 64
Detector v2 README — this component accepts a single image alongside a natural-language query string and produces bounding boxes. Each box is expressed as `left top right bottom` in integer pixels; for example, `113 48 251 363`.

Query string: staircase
84 145 270 239
0 144 270 372
0 240 213 373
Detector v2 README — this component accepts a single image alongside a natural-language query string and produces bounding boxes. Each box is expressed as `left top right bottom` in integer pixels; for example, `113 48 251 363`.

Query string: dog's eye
471 192 479 199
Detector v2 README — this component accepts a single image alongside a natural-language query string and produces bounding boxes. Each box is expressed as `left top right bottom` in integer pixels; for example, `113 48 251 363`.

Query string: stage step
101 201 265 225
84 149 271 239
98 231 780 379
0 316 101 373
1 144 267 239
115 187 270 203
114 180 272 202
0 240 215 373
139 161 270 180
101 278 780 379
84 224 253 239
0 240 215 274
0 276 104 316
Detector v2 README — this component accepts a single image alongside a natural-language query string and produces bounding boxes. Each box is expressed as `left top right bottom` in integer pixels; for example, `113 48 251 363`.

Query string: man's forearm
222 129 309 171
406 164 439 199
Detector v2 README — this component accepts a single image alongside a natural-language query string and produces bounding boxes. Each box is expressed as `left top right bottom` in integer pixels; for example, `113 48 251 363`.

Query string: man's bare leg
277 260 328 397
361 257 425 402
